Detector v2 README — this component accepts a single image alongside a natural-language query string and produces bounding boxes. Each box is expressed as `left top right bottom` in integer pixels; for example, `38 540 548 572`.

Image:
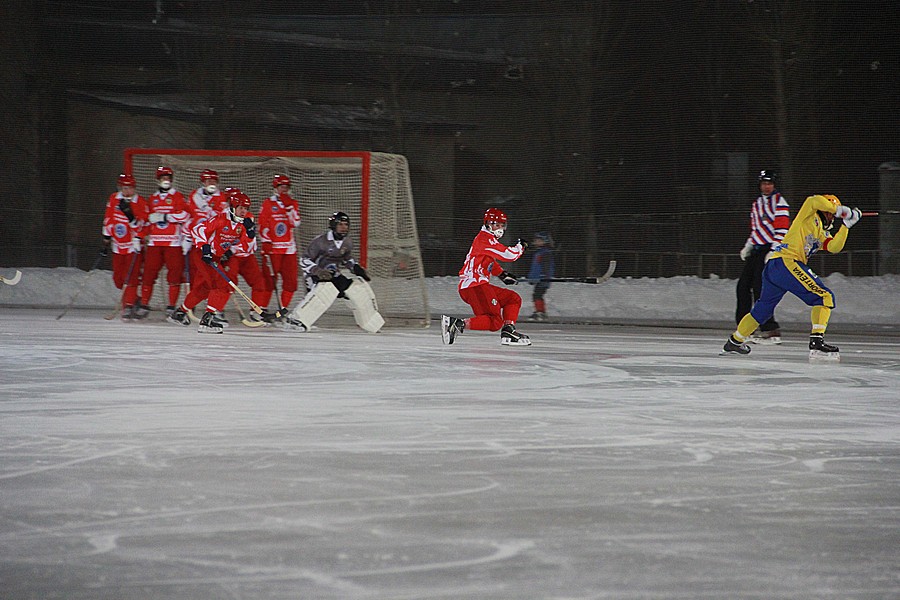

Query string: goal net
124 149 429 327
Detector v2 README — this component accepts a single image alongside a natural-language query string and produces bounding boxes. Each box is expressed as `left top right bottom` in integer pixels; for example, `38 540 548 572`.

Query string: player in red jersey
257 174 302 321
101 174 145 320
183 169 225 290
441 207 531 346
133 166 190 318
167 190 257 333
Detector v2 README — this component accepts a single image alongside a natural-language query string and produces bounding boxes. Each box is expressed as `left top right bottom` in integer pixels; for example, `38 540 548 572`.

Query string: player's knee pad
289 282 339 328
343 279 385 333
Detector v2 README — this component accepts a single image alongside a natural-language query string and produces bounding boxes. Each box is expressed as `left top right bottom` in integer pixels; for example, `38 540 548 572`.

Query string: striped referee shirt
747 192 790 245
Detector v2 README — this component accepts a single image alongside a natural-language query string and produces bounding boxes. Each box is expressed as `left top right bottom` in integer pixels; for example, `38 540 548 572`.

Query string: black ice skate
198 311 224 334
211 312 230 329
121 304 136 322
721 335 751 355
500 323 531 346
167 307 191 326
133 303 151 320
441 315 465 345
809 334 840 363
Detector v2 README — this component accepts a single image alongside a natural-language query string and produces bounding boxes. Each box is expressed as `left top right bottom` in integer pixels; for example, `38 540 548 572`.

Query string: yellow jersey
770 194 848 264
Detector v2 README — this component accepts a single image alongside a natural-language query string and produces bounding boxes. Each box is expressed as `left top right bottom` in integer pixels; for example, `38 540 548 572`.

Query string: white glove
148 212 167 224
739 240 754 261
842 207 862 228
130 237 142 252
834 205 852 220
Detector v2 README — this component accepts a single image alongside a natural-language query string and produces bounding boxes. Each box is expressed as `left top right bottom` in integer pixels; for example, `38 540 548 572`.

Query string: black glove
201 244 214 264
351 263 371 281
99 238 110 258
118 198 135 222
221 249 234 263
243 217 256 239
332 273 353 296
499 270 518 285
515 238 529 251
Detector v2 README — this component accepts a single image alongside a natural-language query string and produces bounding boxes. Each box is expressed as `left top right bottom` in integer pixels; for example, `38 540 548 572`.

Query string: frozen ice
0 268 898 598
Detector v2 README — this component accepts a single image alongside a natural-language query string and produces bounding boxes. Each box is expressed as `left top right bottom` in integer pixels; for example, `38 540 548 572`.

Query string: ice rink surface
1 309 898 599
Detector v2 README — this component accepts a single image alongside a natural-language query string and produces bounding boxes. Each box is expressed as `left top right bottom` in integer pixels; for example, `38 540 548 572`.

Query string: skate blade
809 350 840 363
501 338 532 346
750 336 782 345
273 320 307 332
197 326 224 334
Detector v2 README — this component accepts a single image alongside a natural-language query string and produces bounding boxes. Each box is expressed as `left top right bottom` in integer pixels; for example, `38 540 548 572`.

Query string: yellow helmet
822 194 842 208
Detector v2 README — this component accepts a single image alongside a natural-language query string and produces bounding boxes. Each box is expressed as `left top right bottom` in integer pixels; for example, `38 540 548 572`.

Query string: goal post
123 148 429 327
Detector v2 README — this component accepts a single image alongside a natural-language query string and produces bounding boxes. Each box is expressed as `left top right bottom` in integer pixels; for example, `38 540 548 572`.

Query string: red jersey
258 193 301 254
192 211 254 261
184 187 225 244
458 228 524 290
136 189 190 247
101 192 144 254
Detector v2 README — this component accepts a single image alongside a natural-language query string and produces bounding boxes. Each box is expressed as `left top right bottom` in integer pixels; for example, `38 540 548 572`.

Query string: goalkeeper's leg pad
343 279 385 333
289 282 339 330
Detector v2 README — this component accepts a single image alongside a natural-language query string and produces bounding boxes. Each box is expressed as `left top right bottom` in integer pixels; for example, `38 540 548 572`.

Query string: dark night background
1 0 897 277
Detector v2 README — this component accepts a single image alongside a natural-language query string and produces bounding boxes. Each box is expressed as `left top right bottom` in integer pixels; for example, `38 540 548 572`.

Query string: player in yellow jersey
722 194 862 362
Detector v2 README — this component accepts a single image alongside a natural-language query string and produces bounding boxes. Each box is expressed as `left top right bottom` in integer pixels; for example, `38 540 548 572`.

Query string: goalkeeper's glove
499 270 518 285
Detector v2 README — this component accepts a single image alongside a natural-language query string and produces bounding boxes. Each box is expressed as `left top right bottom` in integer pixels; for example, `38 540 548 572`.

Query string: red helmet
272 174 291 188
229 191 251 209
118 173 136 187
483 207 508 226
156 166 174 179
199 169 218 182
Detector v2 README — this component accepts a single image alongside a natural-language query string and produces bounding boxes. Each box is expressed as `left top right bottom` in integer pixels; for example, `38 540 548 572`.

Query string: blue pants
750 258 836 325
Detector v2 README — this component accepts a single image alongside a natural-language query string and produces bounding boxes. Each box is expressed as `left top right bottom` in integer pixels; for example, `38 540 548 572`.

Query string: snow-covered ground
1 267 898 599
2 267 899 328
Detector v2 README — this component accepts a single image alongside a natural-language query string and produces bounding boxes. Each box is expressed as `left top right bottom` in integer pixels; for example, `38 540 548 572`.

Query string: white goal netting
125 149 429 326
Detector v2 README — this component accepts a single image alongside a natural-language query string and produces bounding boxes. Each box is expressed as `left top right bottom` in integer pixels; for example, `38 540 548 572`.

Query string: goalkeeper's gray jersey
300 231 357 276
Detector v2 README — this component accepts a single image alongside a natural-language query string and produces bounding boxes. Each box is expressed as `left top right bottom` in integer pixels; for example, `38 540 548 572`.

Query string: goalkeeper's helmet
329 211 351 240
273 174 291 188
758 169 777 182
117 174 136 187
483 207 508 239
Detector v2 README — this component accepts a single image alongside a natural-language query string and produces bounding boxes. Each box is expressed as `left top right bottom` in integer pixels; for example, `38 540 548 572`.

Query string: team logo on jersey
491 298 498 306
114 223 127 237
275 223 288 237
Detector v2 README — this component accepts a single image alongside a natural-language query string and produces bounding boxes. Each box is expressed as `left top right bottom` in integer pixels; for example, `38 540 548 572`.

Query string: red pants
141 245 185 307
204 255 268 312
261 253 299 309
112 251 142 308
459 283 522 331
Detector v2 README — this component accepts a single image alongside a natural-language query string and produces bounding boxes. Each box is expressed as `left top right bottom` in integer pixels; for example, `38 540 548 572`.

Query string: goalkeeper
287 212 383 333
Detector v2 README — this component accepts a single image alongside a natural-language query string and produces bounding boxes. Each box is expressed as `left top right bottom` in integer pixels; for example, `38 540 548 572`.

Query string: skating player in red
167 190 257 333
441 207 530 346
